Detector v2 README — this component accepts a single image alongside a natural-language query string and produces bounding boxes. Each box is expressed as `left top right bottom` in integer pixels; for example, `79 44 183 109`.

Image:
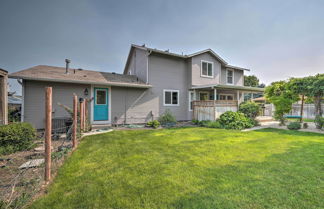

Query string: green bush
159 109 176 125
314 116 324 129
238 101 260 119
218 111 254 130
303 123 308 129
287 122 301 130
0 122 36 155
147 120 160 129
191 119 199 125
206 120 222 128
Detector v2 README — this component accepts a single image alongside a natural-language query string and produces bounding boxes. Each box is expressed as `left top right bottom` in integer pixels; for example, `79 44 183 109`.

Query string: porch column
237 91 240 106
214 88 217 100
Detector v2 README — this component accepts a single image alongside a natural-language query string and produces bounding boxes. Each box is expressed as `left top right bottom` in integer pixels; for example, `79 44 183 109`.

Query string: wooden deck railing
192 100 238 121
192 100 238 107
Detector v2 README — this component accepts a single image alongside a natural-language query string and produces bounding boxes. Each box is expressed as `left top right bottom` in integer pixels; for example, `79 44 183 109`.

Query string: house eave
191 84 264 92
8 75 152 89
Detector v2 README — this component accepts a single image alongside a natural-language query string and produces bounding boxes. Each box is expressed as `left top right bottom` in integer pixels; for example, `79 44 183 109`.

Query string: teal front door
94 88 109 121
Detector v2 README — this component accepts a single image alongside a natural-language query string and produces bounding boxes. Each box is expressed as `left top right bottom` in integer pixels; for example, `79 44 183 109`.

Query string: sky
1 0 323 95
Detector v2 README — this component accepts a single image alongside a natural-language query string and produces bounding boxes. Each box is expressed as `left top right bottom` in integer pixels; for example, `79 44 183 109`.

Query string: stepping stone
19 159 44 169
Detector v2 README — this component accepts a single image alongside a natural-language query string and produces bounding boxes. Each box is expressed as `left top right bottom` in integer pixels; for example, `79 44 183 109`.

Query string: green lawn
30 128 324 209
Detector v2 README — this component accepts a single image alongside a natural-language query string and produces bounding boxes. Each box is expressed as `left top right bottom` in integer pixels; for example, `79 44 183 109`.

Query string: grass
29 128 324 209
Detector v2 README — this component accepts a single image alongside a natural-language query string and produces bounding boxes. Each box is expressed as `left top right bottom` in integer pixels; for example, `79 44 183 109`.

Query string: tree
287 77 309 122
265 81 299 125
244 75 259 87
306 74 324 117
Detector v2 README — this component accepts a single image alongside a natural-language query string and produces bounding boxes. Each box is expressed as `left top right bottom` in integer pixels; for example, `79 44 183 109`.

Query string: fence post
80 99 84 131
72 94 77 149
45 87 52 183
84 100 88 131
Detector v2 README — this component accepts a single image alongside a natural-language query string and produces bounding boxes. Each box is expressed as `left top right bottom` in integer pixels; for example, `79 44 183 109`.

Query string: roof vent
65 59 71 74
112 72 116 74
165 49 169 52
142 44 146 47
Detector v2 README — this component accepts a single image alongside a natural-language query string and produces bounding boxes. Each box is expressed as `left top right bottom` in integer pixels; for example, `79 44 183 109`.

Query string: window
164 90 179 106
201 61 213 78
96 89 107 105
219 94 234 101
199 92 209 101
189 91 195 111
227 69 234 84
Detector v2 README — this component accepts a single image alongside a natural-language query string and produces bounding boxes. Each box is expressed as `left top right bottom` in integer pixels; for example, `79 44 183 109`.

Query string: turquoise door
94 88 109 121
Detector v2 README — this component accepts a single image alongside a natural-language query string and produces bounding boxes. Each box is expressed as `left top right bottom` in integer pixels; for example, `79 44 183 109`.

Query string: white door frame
90 85 112 125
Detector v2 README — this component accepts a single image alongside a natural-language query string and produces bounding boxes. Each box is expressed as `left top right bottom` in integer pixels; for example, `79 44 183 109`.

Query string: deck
192 100 238 121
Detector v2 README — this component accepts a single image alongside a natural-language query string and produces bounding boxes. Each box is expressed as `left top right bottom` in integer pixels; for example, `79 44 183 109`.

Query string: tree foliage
288 74 324 117
265 81 299 125
244 75 259 87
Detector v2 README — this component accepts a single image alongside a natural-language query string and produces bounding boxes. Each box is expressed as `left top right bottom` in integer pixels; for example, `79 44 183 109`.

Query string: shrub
147 120 160 129
191 119 199 125
314 116 324 129
0 122 36 155
303 123 308 129
238 101 261 119
218 111 254 130
287 122 301 130
159 109 176 125
206 120 222 128
198 120 211 127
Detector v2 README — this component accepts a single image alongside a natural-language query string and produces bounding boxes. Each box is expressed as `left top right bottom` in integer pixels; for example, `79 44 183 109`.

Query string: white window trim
219 94 235 100
198 91 210 101
200 60 214 78
163 89 180 106
188 91 195 111
226 69 234 85
95 89 108 105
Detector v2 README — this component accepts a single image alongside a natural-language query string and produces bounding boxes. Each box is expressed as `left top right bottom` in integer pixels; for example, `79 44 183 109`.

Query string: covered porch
190 84 264 121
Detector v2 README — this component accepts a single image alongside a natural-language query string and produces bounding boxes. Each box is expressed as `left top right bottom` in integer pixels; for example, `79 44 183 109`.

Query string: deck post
45 87 52 183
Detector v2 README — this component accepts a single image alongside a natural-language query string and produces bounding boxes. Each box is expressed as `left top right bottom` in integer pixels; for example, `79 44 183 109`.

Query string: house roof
191 84 264 92
8 95 22 105
9 65 151 88
123 44 250 73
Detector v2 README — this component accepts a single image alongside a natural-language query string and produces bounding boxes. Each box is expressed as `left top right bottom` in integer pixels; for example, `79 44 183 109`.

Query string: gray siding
220 68 244 86
191 53 221 86
148 53 190 120
110 87 158 124
126 48 148 83
23 80 91 129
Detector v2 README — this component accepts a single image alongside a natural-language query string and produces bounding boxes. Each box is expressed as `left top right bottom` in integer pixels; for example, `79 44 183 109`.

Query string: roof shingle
9 65 151 88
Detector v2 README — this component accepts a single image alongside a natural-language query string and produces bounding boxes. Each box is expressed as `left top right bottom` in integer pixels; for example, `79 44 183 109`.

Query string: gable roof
9 65 151 88
123 44 250 74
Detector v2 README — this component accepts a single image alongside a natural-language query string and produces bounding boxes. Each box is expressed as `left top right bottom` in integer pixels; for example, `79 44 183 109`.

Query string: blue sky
1 0 323 94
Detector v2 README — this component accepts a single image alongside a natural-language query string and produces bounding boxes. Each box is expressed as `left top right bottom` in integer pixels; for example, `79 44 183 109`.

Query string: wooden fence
193 100 238 121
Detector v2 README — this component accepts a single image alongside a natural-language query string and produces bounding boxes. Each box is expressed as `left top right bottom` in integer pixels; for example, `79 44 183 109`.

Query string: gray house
9 44 263 129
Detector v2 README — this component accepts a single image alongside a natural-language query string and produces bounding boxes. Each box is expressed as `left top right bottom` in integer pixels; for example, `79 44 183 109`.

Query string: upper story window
163 89 179 106
201 61 213 78
226 69 234 84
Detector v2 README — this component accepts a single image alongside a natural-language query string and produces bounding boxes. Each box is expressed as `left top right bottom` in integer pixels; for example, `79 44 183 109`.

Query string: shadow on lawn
169 142 324 209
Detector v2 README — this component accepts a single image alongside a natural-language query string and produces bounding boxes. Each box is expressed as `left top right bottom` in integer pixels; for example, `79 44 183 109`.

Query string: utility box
0 69 8 125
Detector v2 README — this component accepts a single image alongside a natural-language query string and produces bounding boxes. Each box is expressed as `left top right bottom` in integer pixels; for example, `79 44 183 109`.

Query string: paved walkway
243 121 324 134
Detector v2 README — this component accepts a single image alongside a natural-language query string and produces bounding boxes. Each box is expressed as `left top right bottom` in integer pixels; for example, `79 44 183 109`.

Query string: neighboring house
8 92 22 109
9 44 263 129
